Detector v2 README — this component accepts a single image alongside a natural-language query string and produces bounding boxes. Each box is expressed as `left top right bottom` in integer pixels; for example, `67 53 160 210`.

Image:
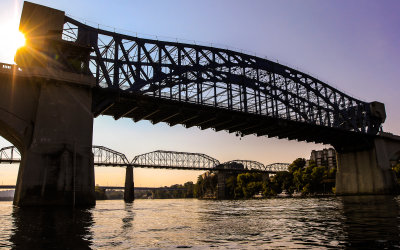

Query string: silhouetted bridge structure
0 2 399 206
0 185 184 191
1 145 288 173
1 145 288 201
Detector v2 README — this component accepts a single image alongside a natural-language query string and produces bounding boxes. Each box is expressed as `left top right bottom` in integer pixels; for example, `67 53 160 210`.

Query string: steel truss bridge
0 185 184 191
0 146 288 173
57 16 384 151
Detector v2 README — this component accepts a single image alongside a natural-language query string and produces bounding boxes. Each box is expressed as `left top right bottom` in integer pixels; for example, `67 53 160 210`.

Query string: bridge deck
96 89 374 150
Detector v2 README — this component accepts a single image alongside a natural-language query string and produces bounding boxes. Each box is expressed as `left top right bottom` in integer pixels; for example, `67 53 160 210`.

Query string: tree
236 173 263 198
184 181 194 198
288 158 306 174
194 175 205 198
225 175 237 199
194 173 217 198
263 177 280 197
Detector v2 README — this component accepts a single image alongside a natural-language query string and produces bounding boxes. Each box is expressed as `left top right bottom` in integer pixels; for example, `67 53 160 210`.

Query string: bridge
0 145 289 200
0 185 185 191
0 2 399 206
1 145 288 173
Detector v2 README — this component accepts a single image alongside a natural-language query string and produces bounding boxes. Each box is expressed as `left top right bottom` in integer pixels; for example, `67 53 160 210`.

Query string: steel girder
265 163 290 172
0 145 288 173
0 146 21 164
92 145 130 167
132 150 220 170
0 146 131 167
62 16 383 138
221 160 265 171
221 160 289 172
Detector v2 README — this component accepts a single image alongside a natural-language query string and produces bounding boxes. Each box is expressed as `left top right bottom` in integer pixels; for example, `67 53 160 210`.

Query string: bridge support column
335 136 399 195
217 172 226 199
4 77 96 207
124 165 134 202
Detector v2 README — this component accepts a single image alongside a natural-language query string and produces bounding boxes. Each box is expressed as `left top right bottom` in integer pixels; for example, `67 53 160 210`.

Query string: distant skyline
0 0 399 187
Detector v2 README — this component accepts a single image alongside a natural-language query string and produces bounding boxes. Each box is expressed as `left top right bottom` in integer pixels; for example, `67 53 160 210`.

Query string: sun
0 21 26 65
15 31 26 49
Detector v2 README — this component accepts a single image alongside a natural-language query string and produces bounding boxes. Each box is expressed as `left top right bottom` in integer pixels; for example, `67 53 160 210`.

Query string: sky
0 0 399 187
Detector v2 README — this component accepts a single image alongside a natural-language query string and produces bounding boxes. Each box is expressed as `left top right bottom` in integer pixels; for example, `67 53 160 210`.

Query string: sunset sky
0 0 399 187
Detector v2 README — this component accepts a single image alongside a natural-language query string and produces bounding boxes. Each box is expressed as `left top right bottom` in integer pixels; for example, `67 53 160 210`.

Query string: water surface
0 196 399 249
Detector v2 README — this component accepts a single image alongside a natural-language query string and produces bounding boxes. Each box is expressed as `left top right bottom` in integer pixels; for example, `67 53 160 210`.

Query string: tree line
195 158 336 199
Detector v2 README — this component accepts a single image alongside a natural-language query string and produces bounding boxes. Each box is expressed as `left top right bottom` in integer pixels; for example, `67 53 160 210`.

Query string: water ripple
0 196 399 248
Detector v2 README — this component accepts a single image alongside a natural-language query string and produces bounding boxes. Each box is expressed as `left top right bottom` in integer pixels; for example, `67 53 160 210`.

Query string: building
309 148 337 169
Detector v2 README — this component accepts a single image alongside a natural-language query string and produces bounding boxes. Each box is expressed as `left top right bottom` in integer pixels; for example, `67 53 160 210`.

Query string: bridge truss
221 160 288 172
0 146 132 167
92 145 130 167
0 146 20 164
60 16 383 148
0 146 288 173
132 150 220 170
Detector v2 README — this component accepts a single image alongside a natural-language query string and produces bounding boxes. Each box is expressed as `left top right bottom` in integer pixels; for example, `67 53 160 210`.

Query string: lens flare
0 22 27 64
15 31 26 49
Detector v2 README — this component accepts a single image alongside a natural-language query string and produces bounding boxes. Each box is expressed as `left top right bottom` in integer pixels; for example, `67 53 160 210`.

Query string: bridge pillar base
124 165 134 202
7 78 96 207
217 172 226 199
335 137 398 195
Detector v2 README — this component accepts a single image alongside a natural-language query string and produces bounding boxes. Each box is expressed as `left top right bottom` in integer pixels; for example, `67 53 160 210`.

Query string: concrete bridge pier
124 165 135 202
0 70 96 206
217 172 226 199
335 133 400 195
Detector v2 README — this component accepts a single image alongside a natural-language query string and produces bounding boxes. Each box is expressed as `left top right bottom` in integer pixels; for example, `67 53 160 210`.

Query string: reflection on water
0 196 399 249
9 206 93 249
342 195 400 249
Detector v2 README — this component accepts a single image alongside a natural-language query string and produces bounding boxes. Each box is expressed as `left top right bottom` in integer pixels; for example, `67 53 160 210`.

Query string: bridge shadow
340 195 400 249
9 206 94 249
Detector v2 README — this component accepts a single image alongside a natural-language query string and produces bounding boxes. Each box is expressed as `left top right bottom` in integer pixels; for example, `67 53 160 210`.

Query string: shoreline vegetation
195 158 336 199
94 158 339 200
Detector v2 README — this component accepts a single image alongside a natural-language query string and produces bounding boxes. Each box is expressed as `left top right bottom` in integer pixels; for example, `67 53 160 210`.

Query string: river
0 196 399 249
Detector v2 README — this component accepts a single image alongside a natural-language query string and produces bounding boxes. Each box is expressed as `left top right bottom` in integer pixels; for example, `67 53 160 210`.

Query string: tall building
310 148 337 169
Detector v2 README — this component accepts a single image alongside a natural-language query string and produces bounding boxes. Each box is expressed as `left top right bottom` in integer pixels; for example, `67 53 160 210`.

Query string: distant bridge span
0 146 289 173
0 185 184 191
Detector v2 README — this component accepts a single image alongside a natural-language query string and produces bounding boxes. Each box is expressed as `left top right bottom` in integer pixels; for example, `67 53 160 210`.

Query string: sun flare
0 22 26 64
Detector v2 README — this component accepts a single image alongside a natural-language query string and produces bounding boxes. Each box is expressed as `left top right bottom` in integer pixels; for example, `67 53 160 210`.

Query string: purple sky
0 0 399 186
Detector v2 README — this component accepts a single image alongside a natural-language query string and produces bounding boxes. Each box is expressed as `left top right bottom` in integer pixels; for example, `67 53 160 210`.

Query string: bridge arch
61 17 385 147
265 163 289 172
92 145 130 167
132 150 220 170
0 146 21 164
220 160 266 172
